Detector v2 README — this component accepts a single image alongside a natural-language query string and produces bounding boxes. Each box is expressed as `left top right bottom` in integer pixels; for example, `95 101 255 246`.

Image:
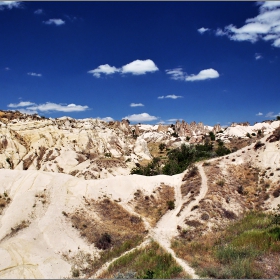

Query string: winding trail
149 163 208 278
92 163 209 279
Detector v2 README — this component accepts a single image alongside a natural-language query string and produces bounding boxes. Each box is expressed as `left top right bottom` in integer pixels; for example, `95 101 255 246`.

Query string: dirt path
92 163 209 279
149 163 208 279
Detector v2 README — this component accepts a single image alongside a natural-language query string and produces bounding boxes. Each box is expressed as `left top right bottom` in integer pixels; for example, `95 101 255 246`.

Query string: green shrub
167 200 175 210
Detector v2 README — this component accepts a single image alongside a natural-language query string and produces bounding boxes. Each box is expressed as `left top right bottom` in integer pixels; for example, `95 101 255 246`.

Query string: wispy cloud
27 72 42 77
167 118 183 122
43 19 65 26
7 101 89 113
255 53 263 60
165 68 185 80
198 27 210 34
88 59 159 78
256 112 263 116
97 117 114 122
8 101 35 108
123 113 158 123
0 1 22 10
266 111 280 118
186 68 219 81
158 95 183 99
34 8 43 15
130 103 144 107
5 67 10 71
212 2 280 47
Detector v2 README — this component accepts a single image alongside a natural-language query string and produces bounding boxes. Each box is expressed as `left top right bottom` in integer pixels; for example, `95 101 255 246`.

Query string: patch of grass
84 236 144 277
100 241 189 279
171 211 280 278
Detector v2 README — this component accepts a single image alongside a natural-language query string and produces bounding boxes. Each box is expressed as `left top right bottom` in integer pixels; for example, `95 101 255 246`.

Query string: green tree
159 143 166 152
209 131 215 141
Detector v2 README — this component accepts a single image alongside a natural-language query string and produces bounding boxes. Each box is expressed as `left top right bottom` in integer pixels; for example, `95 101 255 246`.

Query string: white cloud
185 68 219 81
8 101 35 108
123 113 158 122
130 103 144 107
98 117 114 122
28 102 88 112
214 2 280 47
165 68 185 80
167 118 183 122
88 59 158 78
8 101 89 113
266 111 280 118
121 59 158 75
17 108 38 115
0 1 21 10
43 19 65 26
215 28 227 36
256 112 263 116
87 64 120 78
27 72 42 77
255 53 262 60
198 27 210 34
158 95 183 99
34 9 43 15
166 67 219 82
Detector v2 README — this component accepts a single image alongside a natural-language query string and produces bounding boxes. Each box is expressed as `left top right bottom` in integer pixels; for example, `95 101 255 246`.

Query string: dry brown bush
69 199 146 249
23 154 35 170
76 154 87 164
132 184 175 227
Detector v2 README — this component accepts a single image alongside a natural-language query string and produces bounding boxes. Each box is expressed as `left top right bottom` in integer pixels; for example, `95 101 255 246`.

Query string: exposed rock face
231 122 250 127
175 120 209 137
0 116 149 179
157 124 169 133
212 124 222 134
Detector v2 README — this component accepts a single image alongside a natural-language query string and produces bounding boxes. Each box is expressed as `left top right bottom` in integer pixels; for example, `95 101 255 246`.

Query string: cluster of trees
131 141 231 176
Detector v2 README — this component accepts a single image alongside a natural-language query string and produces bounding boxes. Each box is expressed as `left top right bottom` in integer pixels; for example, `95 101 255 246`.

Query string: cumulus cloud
166 67 219 82
88 59 158 78
213 2 280 47
255 53 263 60
8 101 35 108
185 68 219 81
34 9 43 14
256 112 263 116
121 59 158 75
87 64 120 78
198 27 210 34
130 103 144 107
165 68 185 80
0 1 21 10
123 113 158 122
7 101 89 113
158 95 183 99
27 72 42 77
43 19 65 26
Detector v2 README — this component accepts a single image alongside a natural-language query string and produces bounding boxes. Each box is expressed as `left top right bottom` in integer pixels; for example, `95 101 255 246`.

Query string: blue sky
1 1 280 126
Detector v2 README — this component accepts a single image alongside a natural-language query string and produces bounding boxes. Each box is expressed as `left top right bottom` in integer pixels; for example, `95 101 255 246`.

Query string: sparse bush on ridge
131 142 231 176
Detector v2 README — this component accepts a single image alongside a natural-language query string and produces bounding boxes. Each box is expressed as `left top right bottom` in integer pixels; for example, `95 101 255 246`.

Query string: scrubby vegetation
100 241 188 279
172 210 280 278
131 142 231 176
